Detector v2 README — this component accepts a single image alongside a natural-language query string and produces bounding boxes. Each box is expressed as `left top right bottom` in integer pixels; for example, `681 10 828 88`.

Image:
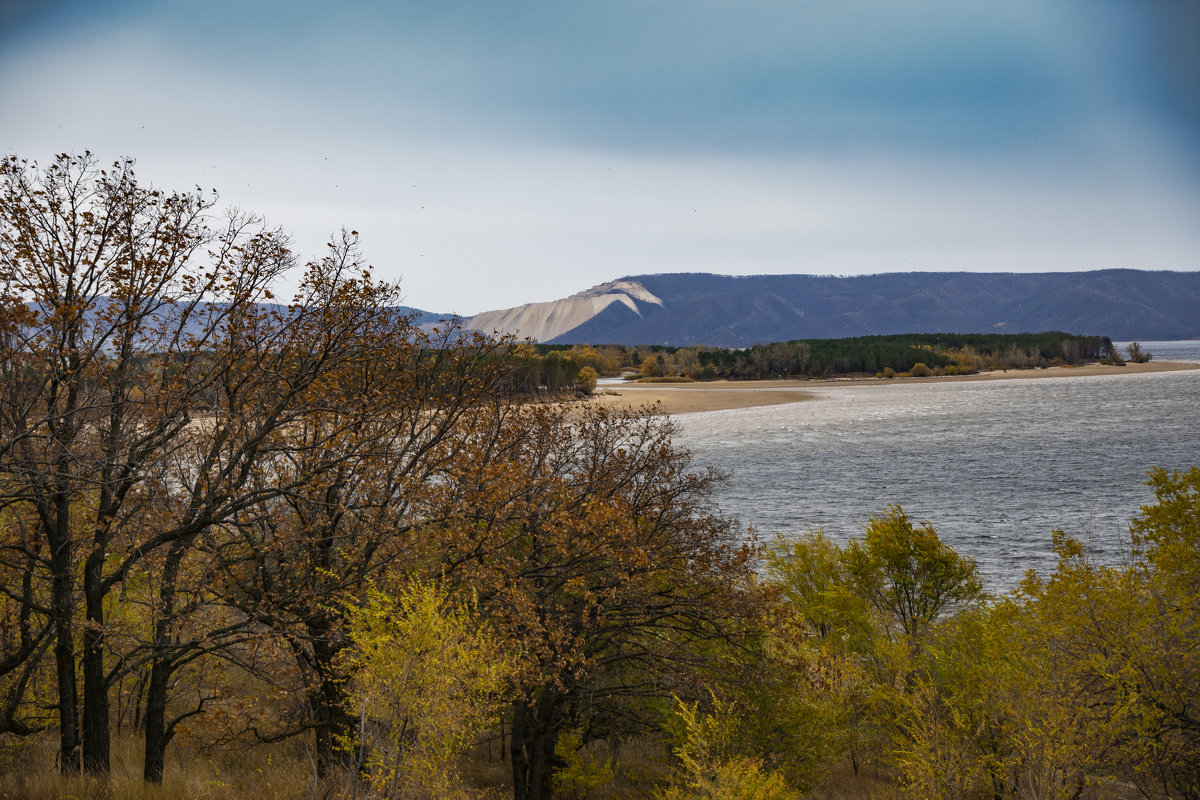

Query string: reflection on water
676 342 1200 592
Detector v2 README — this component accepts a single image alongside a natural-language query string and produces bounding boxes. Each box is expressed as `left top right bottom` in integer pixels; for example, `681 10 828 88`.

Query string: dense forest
2 155 1196 800
526 331 1121 387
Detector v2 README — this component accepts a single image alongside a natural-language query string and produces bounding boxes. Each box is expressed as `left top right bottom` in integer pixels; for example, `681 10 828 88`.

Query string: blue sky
2 0 1198 313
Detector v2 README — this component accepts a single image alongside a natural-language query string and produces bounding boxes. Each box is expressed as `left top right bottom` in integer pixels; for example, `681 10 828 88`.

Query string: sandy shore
591 360 1199 415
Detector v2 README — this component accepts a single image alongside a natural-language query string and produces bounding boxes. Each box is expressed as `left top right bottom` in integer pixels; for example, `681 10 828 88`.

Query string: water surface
676 342 1200 591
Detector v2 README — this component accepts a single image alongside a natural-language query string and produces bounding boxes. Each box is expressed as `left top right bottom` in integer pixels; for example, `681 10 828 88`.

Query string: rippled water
674 341 1200 592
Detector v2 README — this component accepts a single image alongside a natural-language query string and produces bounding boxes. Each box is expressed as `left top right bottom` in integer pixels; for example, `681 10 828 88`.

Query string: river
674 341 1200 592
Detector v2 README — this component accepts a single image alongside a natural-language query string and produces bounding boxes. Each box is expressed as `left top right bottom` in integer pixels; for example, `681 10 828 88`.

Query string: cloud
1 0 1197 314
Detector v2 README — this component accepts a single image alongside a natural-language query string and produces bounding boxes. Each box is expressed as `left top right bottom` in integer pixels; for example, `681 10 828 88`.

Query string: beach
591 360 1200 415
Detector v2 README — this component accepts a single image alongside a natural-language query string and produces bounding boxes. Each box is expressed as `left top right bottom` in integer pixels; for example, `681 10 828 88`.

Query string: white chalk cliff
465 280 663 342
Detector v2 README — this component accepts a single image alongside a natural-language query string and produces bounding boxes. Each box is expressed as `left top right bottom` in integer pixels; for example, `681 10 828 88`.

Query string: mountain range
443 270 1200 347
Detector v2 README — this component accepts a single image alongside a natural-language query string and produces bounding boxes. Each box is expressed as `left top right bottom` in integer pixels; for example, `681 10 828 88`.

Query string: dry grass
0 734 314 800
803 761 898 800
0 733 901 800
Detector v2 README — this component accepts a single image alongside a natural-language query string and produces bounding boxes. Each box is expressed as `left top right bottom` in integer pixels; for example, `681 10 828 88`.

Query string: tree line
1 155 1194 800
532 331 1119 384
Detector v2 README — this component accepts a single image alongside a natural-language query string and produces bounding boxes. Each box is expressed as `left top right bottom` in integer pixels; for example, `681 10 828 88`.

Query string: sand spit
591 360 1199 415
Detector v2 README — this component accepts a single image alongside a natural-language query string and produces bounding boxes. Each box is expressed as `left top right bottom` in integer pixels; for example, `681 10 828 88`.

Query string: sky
2 0 1199 315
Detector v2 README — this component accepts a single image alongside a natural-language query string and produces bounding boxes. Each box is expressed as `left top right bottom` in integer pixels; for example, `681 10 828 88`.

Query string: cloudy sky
3 1 1199 314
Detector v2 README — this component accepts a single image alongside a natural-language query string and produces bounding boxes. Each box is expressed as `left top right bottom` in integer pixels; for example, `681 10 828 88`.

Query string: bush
552 729 615 799
910 362 931 378
659 698 799 800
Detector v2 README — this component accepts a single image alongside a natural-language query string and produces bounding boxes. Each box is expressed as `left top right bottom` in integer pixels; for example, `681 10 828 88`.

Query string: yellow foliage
552 728 615 799
659 697 799 800
339 580 513 800
576 365 598 394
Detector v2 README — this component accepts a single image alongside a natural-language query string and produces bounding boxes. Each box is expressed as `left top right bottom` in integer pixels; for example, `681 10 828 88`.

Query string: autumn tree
763 515 984 785
639 354 666 378
0 502 52 738
1023 468 1200 798
0 152 312 774
208 303 514 776
658 696 798 800
886 471 1200 799
575 365 598 394
0 153 511 783
762 534 877 778
1122 467 1200 796
1126 341 1152 363
427 404 754 800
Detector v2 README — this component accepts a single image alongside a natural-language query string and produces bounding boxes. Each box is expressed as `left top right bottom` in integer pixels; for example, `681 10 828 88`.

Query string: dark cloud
5 0 1191 159
0 0 102 45
3 0 1196 312
1140 1 1200 135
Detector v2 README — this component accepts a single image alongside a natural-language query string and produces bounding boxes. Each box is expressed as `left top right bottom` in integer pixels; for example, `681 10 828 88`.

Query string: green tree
766 532 871 644
844 506 984 642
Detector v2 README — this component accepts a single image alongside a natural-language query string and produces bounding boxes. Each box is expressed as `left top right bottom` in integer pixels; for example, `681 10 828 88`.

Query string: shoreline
590 360 1199 416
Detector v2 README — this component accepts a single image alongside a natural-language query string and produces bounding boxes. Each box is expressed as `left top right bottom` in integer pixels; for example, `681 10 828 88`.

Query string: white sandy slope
464 280 663 342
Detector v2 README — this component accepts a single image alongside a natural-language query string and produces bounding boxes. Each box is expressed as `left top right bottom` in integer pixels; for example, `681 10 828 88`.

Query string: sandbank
590 360 1199 416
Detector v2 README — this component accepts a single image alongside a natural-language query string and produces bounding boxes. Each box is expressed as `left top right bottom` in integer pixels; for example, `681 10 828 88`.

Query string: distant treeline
520 332 1118 385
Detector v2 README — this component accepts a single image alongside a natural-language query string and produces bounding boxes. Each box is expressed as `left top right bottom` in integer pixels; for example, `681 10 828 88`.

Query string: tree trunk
143 539 187 783
82 546 110 775
50 530 80 773
510 692 562 800
142 654 171 783
309 615 355 778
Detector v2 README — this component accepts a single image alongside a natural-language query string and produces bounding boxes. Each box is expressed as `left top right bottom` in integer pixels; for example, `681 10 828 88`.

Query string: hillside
463 270 1200 346
464 280 664 342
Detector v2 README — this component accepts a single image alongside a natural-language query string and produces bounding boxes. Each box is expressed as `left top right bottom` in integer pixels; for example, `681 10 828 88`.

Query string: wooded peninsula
509 332 1131 396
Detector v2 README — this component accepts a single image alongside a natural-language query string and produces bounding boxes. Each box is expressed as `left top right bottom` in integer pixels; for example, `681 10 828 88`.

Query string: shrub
552 729 615 799
659 698 799 800
910 362 931 378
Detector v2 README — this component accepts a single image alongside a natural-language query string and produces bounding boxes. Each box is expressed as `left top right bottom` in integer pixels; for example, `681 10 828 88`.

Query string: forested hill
518 270 1200 346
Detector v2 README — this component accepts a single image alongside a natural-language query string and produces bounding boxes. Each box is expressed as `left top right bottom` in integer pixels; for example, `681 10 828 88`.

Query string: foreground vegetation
2 155 1196 799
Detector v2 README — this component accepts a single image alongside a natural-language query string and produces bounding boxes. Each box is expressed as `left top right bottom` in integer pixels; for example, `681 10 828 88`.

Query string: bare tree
0 153 418 777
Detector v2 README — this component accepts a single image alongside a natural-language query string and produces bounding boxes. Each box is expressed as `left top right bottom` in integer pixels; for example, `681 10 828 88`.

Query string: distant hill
396 305 457 327
462 270 1200 346
464 280 663 342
